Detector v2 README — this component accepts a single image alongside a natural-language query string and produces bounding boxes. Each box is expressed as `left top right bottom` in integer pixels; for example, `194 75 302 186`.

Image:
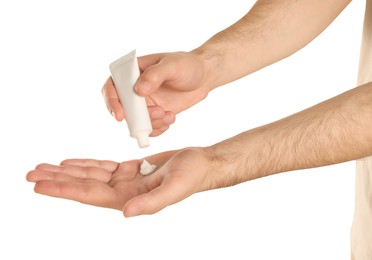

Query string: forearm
192 0 351 90
204 82 372 188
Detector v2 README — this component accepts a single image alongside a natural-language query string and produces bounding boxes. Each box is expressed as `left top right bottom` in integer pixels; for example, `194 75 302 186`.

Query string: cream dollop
140 159 157 175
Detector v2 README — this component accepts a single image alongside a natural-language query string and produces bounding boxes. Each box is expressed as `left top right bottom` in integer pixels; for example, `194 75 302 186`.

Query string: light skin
27 82 372 217
28 0 370 217
103 0 351 136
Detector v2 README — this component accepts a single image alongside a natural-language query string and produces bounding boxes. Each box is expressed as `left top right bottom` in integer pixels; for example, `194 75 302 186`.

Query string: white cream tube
109 50 152 148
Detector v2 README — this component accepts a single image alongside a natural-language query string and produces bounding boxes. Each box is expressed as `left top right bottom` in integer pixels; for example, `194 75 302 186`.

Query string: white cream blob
140 159 157 176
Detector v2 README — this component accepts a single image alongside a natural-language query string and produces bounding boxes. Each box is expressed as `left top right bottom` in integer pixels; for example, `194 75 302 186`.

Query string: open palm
27 148 211 217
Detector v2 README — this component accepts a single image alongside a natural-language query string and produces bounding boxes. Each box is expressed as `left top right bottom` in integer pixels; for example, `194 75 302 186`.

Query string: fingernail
163 114 174 124
111 111 116 118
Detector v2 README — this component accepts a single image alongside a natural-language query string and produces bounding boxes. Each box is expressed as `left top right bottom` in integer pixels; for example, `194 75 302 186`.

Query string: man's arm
205 82 372 188
27 82 372 216
193 0 352 89
103 0 351 136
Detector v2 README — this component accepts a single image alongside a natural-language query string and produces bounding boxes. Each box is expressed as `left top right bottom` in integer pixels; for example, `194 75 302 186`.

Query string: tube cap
135 131 150 148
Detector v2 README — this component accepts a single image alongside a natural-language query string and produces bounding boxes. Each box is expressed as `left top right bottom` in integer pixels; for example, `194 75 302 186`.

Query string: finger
163 111 176 124
150 111 175 125
150 118 169 131
35 163 112 183
135 61 178 96
138 54 163 72
61 159 119 172
102 77 125 121
150 126 170 137
34 180 120 210
148 106 165 120
149 111 175 136
123 176 190 217
27 169 78 183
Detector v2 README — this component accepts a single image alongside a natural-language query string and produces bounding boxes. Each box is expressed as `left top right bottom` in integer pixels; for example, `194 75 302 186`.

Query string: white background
0 0 366 259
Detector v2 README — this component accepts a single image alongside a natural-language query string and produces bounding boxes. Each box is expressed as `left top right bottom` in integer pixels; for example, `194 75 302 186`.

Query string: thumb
135 60 177 96
122 177 190 217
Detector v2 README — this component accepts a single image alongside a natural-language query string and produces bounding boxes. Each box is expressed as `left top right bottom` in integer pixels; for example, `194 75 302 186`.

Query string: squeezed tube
109 50 152 148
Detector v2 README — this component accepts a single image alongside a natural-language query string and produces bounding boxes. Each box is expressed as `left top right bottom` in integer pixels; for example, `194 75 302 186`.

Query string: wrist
202 130 264 189
190 46 225 91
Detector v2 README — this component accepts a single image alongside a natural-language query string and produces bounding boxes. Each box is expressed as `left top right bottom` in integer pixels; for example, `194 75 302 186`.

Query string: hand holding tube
102 51 212 137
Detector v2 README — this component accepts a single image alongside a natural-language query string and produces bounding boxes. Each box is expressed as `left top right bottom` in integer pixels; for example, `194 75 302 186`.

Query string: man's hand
102 0 351 137
26 148 213 217
102 52 212 136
